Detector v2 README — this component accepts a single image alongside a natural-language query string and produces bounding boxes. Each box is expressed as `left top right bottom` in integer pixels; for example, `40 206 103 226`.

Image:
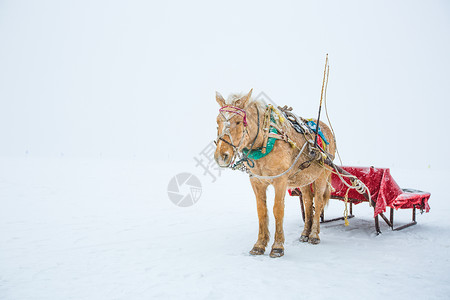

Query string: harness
242 126 278 160
216 103 313 176
213 92 371 221
242 107 282 160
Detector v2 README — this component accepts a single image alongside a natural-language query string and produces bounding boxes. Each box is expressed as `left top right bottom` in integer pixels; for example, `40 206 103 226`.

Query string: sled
288 166 431 234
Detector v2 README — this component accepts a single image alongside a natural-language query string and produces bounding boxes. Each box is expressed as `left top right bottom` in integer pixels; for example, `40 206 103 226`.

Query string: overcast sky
0 0 449 169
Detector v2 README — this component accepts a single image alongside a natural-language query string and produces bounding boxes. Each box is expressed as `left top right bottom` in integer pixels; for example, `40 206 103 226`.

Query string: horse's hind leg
309 174 331 244
299 185 314 242
249 178 270 255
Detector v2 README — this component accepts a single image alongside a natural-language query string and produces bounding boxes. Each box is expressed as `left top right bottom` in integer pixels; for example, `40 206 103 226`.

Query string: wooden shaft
314 54 329 148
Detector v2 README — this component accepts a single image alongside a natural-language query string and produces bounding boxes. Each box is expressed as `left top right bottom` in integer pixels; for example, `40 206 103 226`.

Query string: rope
312 56 367 224
318 163 372 226
331 165 369 196
343 189 350 226
322 64 343 166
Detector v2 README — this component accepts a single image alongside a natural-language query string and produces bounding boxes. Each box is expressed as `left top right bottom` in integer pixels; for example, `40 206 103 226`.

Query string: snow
1 158 449 299
1 0 450 298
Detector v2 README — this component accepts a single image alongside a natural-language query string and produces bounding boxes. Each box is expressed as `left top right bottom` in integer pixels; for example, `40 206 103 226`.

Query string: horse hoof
269 248 284 258
308 238 320 245
299 235 309 242
249 246 265 255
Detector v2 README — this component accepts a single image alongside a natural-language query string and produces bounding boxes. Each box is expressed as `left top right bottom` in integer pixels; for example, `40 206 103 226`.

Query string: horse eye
236 121 241 125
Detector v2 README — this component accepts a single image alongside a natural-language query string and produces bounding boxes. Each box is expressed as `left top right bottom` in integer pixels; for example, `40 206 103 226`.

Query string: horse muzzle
214 149 233 168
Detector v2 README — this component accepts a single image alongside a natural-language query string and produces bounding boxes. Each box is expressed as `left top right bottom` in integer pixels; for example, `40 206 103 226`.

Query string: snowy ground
1 0 449 298
0 157 449 299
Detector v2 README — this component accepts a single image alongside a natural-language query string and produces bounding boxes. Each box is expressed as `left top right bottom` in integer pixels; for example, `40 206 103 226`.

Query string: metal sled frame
290 189 420 234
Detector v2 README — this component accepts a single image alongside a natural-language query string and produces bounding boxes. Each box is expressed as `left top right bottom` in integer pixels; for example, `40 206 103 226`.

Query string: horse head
214 89 253 167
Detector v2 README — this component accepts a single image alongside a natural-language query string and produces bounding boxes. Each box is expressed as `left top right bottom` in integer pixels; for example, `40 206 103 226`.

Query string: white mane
225 93 245 104
226 92 267 108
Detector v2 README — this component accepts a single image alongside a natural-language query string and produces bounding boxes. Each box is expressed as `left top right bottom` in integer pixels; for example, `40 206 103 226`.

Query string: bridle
216 105 248 150
215 104 260 168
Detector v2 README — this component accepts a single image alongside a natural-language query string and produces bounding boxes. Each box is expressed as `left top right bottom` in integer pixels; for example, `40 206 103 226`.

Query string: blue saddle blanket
306 120 329 145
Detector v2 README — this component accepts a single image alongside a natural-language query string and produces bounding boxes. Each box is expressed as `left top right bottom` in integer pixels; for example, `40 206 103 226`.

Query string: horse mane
226 93 266 109
226 93 244 104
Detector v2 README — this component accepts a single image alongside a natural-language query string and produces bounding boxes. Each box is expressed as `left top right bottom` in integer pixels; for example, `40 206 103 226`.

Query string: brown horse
214 89 336 258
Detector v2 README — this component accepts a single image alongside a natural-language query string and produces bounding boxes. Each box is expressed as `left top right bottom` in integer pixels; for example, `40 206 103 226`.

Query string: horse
214 89 337 258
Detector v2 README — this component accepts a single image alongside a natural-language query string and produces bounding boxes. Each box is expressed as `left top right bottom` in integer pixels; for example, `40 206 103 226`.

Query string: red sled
288 166 431 234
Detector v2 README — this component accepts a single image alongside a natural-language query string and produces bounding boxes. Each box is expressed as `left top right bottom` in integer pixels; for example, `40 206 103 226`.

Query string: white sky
0 0 449 169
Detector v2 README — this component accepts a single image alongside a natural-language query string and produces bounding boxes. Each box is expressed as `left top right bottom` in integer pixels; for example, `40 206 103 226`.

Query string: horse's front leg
249 178 270 255
270 177 288 258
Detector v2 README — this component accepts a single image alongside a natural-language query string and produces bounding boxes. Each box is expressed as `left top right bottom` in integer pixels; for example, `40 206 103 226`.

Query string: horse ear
216 91 226 107
235 88 253 108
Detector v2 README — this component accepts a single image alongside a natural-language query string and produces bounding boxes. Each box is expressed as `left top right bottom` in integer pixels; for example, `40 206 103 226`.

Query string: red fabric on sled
288 166 430 217
393 191 431 212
